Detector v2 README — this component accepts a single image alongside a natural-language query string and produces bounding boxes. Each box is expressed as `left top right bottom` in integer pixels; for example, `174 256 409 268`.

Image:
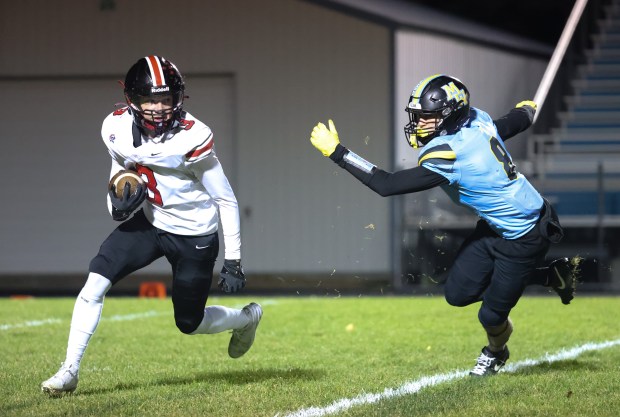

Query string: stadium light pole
533 0 589 124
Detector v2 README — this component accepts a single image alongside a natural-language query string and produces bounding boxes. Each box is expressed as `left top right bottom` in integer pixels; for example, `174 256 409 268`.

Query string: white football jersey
101 107 241 259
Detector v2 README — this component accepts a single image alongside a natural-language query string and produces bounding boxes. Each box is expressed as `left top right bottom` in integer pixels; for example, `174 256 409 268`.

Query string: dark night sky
406 0 578 45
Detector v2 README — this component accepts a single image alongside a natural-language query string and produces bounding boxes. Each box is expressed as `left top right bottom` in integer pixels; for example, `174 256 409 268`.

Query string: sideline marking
279 338 620 417
0 311 166 331
0 299 279 331
105 311 166 322
0 318 62 331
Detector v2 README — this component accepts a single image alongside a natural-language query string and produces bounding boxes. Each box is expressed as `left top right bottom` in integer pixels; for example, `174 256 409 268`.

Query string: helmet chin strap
132 121 142 148
133 114 181 146
131 116 168 146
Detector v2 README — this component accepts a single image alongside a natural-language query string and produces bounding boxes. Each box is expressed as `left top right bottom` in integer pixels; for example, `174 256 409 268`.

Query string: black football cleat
469 346 510 376
548 257 577 305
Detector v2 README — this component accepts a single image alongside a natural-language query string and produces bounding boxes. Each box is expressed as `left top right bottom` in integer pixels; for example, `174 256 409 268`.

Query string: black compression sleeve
329 144 448 196
493 107 534 141
365 167 448 196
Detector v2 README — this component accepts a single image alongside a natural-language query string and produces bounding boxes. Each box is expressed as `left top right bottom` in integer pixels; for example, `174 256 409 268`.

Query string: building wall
0 0 549 284
0 0 392 276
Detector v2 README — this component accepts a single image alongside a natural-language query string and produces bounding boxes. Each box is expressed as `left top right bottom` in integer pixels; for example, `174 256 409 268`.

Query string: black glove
111 206 131 221
109 181 146 215
515 100 537 124
218 259 246 293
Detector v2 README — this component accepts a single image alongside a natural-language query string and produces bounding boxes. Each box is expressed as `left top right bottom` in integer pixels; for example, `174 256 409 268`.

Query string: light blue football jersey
418 108 543 239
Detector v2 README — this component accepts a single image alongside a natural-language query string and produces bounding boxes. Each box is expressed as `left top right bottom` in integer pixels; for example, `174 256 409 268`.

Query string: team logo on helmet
441 82 468 107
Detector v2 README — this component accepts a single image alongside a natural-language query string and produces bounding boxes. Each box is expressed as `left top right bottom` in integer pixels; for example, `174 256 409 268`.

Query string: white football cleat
228 302 262 358
41 362 79 396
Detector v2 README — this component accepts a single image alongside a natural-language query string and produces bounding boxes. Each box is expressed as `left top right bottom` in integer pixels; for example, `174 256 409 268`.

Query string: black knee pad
478 305 508 328
175 315 203 334
172 280 209 334
444 288 467 307
89 254 115 282
444 285 480 307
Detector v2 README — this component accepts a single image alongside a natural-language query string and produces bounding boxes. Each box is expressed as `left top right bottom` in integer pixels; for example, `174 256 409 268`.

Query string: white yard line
0 298 279 331
0 311 166 331
278 338 620 417
104 311 167 321
0 318 63 331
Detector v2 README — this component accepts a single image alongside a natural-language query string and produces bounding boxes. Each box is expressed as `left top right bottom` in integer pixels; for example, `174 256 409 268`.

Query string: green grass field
1 295 619 417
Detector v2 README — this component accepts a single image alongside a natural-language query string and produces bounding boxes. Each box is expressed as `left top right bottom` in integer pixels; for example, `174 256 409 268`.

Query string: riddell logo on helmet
151 86 170 93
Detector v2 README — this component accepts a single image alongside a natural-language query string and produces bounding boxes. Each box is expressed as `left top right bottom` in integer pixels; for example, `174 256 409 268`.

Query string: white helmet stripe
145 55 166 87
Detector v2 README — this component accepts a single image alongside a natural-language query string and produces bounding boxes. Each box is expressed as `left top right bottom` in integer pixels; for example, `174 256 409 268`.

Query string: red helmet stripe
145 55 165 87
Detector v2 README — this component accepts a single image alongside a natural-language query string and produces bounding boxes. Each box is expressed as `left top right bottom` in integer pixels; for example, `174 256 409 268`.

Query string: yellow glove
310 119 340 157
516 100 537 110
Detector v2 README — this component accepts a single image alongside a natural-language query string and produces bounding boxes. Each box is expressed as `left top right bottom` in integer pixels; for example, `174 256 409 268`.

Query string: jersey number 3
136 164 163 206
490 137 517 180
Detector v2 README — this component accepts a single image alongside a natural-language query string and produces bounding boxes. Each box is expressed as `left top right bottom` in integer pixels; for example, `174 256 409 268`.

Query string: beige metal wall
0 0 392 275
0 0 548 279
0 76 235 275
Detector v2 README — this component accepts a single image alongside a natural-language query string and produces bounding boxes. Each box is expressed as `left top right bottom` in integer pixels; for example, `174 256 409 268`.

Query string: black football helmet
124 55 185 136
403 74 470 148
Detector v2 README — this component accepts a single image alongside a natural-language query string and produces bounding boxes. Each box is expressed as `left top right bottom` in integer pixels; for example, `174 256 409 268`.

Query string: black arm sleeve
493 106 534 141
329 144 448 196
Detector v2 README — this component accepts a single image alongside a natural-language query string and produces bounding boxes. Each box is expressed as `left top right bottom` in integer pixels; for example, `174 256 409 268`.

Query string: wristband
343 150 376 174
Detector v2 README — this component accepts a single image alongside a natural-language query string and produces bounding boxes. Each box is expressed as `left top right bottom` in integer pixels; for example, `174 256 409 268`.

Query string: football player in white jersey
41 56 262 396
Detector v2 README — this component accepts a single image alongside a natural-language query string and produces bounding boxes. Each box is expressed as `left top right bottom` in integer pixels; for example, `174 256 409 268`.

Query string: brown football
109 170 145 198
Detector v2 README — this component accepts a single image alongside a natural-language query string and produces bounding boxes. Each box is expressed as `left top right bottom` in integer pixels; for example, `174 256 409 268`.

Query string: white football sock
64 273 112 369
190 305 249 335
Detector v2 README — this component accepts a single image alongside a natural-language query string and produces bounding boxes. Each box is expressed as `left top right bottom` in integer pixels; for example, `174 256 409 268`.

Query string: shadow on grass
76 367 325 396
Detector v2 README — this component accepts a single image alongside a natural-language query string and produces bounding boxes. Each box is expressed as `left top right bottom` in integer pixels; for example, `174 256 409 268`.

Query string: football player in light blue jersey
310 74 577 377
417 95 542 240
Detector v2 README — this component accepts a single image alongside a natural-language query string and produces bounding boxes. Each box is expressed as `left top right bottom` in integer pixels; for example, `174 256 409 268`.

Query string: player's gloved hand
218 259 246 293
109 181 147 213
516 100 537 123
310 119 340 157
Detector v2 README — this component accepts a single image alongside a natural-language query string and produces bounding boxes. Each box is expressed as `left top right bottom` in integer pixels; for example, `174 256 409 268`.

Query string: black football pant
89 210 219 334
443 218 550 328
